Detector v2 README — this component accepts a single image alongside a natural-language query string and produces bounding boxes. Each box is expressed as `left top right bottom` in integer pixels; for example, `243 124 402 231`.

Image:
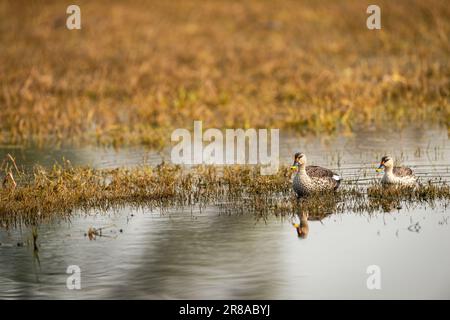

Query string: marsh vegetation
1 156 449 227
1 0 450 300
0 0 449 148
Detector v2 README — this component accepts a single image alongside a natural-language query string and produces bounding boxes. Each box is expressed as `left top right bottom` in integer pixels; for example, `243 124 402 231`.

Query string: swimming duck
291 152 341 197
376 156 416 186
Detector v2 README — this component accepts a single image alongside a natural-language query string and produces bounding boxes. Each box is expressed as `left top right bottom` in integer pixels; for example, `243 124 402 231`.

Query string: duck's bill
376 164 385 172
291 165 298 170
292 223 300 228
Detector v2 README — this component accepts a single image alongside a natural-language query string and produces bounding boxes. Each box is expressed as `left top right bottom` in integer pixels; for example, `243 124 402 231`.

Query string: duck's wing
393 166 413 177
306 166 336 178
306 166 342 190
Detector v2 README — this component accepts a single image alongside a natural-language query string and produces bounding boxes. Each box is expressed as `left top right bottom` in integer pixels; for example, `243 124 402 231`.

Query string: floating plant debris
86 224 118 240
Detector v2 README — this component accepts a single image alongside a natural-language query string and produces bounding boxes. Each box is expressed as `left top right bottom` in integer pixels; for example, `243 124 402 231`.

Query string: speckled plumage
292 165 341 197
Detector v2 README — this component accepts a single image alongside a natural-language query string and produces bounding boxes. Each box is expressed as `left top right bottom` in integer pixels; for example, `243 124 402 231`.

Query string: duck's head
291 152 306 171
376 155 394 172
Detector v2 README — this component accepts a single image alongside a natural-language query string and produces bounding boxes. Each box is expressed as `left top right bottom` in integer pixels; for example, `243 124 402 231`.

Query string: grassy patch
1 160 449 227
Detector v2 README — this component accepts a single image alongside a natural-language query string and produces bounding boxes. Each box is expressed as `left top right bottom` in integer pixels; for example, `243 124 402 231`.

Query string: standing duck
376 156 416 186
291 152 341 197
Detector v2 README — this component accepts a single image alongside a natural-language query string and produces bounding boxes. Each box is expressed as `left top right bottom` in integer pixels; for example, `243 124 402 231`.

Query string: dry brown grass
0 0 449 148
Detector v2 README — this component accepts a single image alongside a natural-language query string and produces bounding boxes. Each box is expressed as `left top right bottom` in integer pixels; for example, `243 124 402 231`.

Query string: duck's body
378 156 416 186
291 153 341 197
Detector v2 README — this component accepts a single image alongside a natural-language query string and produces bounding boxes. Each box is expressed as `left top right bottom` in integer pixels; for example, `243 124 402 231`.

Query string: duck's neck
298 165 307 176
297 165 311 182
384 166 394 175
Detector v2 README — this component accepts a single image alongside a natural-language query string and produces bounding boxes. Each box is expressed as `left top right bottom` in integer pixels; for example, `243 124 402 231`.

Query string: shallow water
0 126 449 299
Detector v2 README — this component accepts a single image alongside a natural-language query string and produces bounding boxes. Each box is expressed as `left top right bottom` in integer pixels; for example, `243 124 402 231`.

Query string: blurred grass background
0 0 449 148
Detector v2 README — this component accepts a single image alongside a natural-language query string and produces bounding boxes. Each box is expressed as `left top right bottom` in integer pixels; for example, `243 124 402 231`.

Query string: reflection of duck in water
291 194 339 238
291 152 341 197
376 156 416 186
292 212 309 238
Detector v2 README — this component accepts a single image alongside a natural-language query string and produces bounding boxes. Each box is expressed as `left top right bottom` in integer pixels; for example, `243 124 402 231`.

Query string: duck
291 152 341 197
376 156 416 186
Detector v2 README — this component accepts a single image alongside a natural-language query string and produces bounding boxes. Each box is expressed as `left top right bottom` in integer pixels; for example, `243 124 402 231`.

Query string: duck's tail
332 174 342 189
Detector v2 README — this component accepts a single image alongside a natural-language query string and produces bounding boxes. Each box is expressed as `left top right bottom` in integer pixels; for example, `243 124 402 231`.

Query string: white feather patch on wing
332 174 341 181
